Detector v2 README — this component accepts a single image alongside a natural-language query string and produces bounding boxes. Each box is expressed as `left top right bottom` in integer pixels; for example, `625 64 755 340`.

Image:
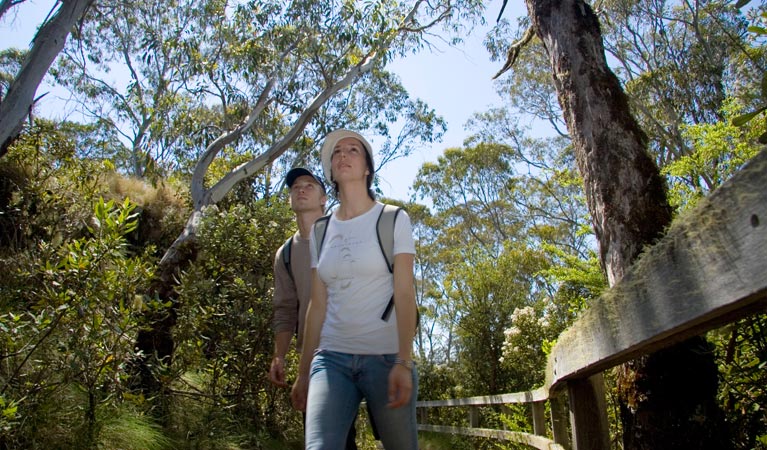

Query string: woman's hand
387 364 413 408
291 375 309 411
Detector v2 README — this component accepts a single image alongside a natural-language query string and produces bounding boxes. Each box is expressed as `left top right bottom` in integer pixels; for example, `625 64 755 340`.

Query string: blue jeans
305 350 419 450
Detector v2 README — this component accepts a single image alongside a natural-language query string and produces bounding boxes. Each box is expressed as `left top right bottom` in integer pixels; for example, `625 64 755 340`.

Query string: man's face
289 175 326 213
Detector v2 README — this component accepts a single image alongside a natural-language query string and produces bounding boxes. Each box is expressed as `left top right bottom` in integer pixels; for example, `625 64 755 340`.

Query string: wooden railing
415 149 767 449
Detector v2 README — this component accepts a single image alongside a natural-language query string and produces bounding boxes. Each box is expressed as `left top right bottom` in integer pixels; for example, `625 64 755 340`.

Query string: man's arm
270 244 299 387
269 331 293 387
291 269 327 411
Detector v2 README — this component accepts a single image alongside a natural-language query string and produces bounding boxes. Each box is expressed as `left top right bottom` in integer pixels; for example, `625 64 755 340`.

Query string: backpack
281 236 295 283
280 236 300 334
313 204 402 321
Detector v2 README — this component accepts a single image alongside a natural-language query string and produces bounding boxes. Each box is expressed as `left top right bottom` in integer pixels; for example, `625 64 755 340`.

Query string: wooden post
501 405 512 431
568 374 609 450
532 401 546 436
469 406 479 428
550 394 571 450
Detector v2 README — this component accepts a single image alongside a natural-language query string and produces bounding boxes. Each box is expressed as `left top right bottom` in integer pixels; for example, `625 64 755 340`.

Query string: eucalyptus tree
55 0 212 178
0 0 95 156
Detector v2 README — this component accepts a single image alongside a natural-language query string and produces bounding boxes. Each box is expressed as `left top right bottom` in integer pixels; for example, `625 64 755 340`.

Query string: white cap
320 129 374 184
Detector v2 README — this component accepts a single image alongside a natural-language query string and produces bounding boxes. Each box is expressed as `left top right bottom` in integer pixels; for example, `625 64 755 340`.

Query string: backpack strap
281 235 298 335
281 236 294 282
377 204 402 321
376 204 402 274
313 214 331 258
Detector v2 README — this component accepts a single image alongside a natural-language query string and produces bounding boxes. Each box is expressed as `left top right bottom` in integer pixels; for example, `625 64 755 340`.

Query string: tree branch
493 25 535 80
0 0 95 156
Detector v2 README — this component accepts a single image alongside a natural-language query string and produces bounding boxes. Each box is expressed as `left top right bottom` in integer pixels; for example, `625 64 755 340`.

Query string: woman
291 129 419 449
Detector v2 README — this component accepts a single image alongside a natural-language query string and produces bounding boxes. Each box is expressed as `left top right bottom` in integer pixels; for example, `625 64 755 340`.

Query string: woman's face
331 137 369 184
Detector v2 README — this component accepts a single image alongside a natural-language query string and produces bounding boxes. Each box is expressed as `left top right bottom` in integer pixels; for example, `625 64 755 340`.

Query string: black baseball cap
285 167 326 194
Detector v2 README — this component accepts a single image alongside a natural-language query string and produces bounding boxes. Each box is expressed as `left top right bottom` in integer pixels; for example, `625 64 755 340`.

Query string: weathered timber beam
416 388 548 408
546 149 767 389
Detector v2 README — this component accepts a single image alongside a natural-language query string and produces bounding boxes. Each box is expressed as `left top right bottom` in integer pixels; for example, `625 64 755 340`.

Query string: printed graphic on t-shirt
325 233 362 290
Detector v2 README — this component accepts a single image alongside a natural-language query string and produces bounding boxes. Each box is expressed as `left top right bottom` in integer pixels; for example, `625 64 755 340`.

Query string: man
269 167 359 449
270 167 326 389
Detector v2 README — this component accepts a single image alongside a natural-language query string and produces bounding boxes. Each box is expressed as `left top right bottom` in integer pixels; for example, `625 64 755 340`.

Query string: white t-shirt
310 202 416 354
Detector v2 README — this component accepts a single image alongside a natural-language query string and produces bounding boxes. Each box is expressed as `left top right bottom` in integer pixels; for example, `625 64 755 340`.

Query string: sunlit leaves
172 200 295 437
412 138 596 395
732 11 767 143
663 99 764 210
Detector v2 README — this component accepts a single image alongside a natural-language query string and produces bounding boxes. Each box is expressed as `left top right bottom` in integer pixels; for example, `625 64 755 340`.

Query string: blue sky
1 0 525 201
381 5 508 200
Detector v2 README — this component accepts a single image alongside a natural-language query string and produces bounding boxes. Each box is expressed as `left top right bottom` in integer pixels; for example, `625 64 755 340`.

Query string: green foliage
732 11 767 143
538 244 606 329
601 0 761 175
451 244 550 394
0 196 157 448
710 315 767 450
412 138 596 396
498 403 538 450
0 119 189 255
663 99 763 209
170 199 299 446
0 120 115 251
0 126 192 448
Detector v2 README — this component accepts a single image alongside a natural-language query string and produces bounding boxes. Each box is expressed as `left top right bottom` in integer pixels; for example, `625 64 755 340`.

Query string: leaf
735 0 753 8
2 404 18 419
731 107 766 127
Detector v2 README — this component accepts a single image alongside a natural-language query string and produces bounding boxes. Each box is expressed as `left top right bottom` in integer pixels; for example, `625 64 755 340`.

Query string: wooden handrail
416 149 767 449
416 388 547 408
418 424 566 450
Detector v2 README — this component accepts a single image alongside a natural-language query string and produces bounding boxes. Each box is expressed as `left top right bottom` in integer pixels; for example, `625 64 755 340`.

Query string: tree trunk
131 226 197 417
0 0 95 156
523 1 730 449
0 0 25 23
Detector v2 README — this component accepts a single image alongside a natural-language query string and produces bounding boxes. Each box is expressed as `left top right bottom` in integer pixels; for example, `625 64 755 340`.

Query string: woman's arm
387 252 416 408
291 268 327 411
